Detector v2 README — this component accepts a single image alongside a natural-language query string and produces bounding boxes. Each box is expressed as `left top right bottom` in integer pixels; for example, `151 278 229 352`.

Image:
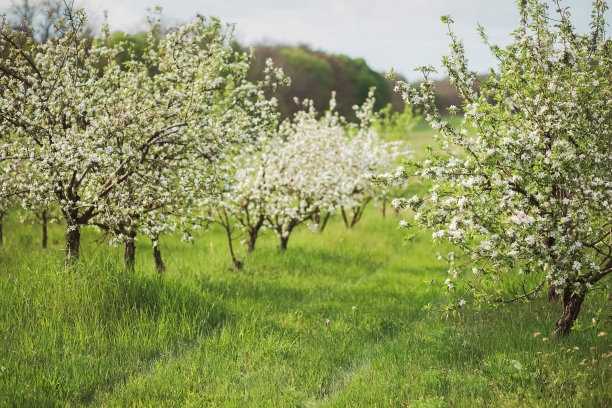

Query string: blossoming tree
338 92 405 228
213 92 404 265
0 9 280 263
393 0 612 335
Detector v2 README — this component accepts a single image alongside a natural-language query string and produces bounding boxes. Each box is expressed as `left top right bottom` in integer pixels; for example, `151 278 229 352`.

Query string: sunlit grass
0 203 610 407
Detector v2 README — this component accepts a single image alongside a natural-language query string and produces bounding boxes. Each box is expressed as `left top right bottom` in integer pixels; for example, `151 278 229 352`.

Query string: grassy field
0 122 611 407
0 208 611 407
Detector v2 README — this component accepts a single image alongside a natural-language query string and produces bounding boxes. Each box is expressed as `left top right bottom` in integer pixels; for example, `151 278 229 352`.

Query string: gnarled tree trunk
553 289 586 336
247 230 258 253
246 216 265 253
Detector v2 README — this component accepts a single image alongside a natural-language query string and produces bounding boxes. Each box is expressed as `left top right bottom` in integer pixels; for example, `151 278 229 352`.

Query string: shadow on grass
0 263 232 407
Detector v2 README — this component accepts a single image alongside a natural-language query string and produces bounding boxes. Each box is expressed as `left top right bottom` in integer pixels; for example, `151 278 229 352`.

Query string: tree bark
382 199 387 218
553 290 586 336
65 226 80 262
224 225 242 269
153 242 166 274
41 210 48 249
279 235 289 251
247 230 258 253
220 209 243 268
124 232 136 271
547 281 559 302
246 215 265 253
340 207 349 228
318 212 331 232
0 211 4 246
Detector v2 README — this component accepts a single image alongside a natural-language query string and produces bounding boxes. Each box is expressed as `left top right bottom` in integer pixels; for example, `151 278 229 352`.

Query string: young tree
263 97 349 250
392 0 612 335
213 143 271 267
337 91 405 229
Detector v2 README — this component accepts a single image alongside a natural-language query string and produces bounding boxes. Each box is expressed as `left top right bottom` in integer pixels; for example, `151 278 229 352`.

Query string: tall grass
0 207 610 407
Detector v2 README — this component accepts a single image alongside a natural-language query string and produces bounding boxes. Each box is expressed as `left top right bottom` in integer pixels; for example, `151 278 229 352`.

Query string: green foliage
249 45 397 121
108 31 148 67
279 47 334 89
374 103 419 141
335 55 392 113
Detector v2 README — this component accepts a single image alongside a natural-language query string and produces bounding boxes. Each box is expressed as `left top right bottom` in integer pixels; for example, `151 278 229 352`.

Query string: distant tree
249 45 396 121
6 0 73 43
108 30 148 66
392 0 612 335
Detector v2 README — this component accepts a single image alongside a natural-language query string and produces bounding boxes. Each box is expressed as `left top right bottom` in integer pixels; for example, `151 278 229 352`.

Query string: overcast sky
0 0 606 80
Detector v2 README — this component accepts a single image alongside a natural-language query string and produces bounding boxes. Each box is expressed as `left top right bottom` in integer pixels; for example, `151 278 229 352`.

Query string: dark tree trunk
65 226 81 262
547 281 559 302
246 216 265 253
340 207 350 228
124 234 136 271
279 235 289 251
553 290 586 336
350 209 360 228
153 243 166 274
0 212 4 246
220 209 243 268
41 210 48 249
318 212 331 232
382 199 387 218
224 226 242 269
247 230 258 253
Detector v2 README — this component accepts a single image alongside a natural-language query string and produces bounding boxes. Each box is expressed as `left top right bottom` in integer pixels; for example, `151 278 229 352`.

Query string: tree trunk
124 232 136 271
153 242 166 274
382 199 387 218
318 212 331 232
340 207 350 228
41 210 48 249
279 235 289 251
224 225 242 269
220 209 243 268
553 290 586 336
0 212 4 246
547 281 559 302
246 216 265 253
350 208 360 228
65 226 81 262
247 230 258 253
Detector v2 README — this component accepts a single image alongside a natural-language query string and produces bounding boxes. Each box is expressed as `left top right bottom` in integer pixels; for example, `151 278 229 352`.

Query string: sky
0 0 606 80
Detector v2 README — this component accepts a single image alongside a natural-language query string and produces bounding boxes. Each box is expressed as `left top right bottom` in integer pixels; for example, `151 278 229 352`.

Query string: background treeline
240 43 472 120
244 44 403 121
4 0 465 118
109 30 466 118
